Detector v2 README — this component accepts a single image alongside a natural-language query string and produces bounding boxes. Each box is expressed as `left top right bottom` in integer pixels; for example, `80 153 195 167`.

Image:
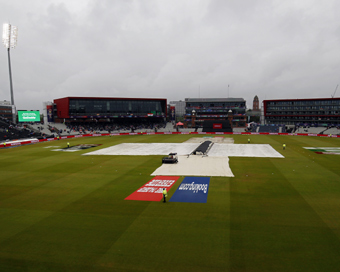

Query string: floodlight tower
2 23 18 124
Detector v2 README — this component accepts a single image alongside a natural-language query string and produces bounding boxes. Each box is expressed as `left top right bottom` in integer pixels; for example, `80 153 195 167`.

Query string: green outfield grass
0 134 340 271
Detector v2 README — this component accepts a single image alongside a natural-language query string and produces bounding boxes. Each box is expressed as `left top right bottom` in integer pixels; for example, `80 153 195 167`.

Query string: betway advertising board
125 176 180 201
18 111 41 122
169 177 210 203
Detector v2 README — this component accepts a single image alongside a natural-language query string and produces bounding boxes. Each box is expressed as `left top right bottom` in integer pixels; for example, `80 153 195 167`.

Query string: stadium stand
64 120 167 134
233 127 247 133
294 126 325 134
30 120 171 136
258 125 281 133
159 122 177 132
202 120 233 133
0 118 47 142
251 125 259 132
320 127 340 135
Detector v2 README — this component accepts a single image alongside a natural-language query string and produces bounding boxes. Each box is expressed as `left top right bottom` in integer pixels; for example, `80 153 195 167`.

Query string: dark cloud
1 0 340 112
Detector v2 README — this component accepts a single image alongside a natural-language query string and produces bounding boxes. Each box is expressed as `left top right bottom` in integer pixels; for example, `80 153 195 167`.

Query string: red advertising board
213 123 222 129
125 176 180 201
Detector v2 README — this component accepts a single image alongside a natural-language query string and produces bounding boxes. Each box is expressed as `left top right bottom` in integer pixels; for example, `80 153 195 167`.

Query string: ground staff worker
163 188 167 203
283 143 286 150
67 142 70 148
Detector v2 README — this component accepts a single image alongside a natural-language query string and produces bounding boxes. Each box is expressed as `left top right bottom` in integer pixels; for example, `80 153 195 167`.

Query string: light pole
2 23 18 124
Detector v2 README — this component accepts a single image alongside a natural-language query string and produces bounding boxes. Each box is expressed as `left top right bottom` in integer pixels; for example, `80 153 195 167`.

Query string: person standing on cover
163 188 167 203
67 142 70 148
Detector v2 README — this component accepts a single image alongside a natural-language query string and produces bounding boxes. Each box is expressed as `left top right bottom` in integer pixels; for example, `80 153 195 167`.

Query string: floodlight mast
2 23 18 124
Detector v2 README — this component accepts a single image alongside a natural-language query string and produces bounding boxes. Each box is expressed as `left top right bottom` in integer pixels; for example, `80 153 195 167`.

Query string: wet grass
0 134 340 271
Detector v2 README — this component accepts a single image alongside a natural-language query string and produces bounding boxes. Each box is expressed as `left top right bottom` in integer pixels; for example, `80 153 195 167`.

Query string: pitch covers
125 176 180 201
169 177 210 203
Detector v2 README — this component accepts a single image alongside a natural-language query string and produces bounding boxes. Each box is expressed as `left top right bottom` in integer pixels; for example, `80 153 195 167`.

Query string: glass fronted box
263 98 340 126
69 99 165 117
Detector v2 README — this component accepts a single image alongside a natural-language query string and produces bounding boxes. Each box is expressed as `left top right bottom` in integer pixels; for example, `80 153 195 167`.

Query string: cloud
0 0 340 112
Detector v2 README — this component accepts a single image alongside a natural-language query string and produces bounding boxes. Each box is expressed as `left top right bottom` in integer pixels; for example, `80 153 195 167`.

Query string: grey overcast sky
1 0 340 111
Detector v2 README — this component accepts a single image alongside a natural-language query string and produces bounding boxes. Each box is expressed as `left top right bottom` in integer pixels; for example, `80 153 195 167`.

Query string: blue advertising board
169 177 210 203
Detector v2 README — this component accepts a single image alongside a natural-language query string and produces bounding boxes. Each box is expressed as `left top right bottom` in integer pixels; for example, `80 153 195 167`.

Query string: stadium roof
54 96 166 101
185 98 245 102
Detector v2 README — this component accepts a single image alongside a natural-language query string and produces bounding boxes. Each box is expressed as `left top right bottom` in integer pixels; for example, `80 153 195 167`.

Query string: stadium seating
258 125 281 133
0 119 45 142
294 127 325 134
321 127 340 135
